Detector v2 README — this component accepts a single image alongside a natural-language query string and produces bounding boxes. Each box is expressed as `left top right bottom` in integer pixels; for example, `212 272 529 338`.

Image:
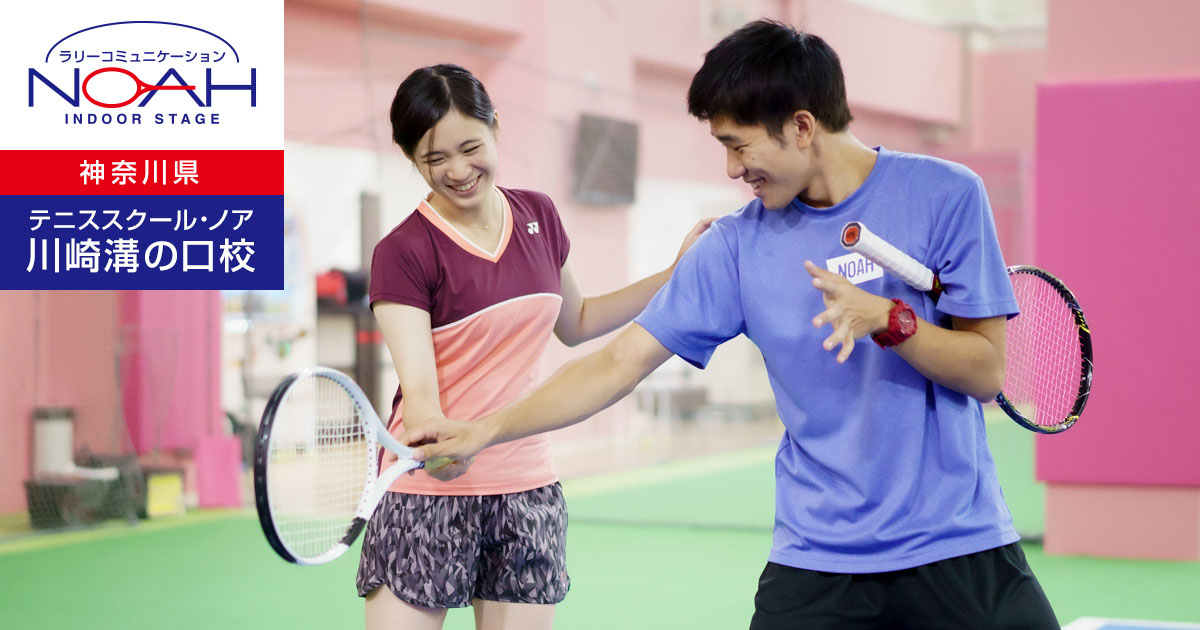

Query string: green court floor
1 422 1196 629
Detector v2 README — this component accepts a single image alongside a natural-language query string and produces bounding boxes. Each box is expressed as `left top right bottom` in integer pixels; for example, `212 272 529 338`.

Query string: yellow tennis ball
425 456 455 470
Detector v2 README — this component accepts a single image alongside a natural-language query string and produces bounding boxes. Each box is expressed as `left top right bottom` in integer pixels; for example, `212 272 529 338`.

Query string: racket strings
1004 274 1084 428
266 375 371 561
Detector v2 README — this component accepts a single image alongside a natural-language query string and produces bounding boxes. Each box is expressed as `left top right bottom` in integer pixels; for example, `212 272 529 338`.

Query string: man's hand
381 443 474 481
804 260 894 363
401 417 494 465
381 414 477 482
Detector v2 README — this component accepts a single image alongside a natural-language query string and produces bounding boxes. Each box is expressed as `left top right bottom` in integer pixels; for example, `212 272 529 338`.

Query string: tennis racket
840 221 1093 434
253 367 449 565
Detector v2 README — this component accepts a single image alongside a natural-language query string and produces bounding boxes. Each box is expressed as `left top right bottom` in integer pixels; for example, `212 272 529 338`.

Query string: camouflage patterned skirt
356 483 569 608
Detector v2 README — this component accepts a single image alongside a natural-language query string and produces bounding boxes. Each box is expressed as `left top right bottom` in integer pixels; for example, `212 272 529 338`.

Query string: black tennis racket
840 221 1093 434
253 367 449 565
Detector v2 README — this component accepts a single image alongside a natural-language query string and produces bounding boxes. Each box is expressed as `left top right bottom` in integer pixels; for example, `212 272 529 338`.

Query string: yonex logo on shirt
527 221 540 234
825 252 883 285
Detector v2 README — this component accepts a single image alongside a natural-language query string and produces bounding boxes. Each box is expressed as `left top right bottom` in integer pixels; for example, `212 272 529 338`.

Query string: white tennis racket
840 221 1093 434
253 367 448 565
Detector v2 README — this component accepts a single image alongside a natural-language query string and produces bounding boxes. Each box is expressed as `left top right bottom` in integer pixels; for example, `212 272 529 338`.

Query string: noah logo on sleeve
825 252 883 285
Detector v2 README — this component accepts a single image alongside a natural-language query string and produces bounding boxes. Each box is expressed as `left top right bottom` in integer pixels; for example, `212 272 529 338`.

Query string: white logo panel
825 252 883 285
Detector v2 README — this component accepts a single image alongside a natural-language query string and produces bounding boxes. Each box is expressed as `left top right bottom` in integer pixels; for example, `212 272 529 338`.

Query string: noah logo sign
825 252 882 285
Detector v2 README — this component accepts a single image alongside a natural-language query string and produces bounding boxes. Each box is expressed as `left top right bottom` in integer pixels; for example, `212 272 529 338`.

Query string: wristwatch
872 299 917 348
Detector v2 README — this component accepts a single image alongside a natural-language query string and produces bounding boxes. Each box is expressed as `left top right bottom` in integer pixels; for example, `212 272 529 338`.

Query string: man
404 19 1058 629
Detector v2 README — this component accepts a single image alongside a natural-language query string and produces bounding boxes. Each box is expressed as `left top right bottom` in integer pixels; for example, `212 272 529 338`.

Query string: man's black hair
688 20 853 139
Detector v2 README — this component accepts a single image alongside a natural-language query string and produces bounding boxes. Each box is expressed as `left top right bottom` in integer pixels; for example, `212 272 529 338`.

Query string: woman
357 63 712 630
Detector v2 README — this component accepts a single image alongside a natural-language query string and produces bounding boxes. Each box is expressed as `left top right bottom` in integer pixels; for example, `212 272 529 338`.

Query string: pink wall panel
1048 0 1200 82
41 292 121 454
972 49 1046 153
633 62 737 186
626 0 734 72
285 2 522 156
365 0 526 40
1045 484 1200 560
0 292 39 514
195 435 243 507
118 291 222 454
1034 79 1200 486
805 0 963 125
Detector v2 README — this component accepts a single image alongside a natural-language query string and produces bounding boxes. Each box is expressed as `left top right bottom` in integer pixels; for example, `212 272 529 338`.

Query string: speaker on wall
572 113 638 205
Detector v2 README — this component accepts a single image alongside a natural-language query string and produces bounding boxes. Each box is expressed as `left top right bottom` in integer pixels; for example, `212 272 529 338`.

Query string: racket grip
840 222 936 293
425 456 455 470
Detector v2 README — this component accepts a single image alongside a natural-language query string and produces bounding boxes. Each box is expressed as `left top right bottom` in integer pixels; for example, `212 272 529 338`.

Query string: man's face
709 116 810 210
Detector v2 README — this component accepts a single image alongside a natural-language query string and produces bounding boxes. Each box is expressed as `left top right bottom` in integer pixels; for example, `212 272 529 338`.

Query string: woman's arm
554 217 715 346
373 301 470 480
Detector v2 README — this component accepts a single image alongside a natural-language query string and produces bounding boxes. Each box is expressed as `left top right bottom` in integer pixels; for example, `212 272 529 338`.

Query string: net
21 325 155 534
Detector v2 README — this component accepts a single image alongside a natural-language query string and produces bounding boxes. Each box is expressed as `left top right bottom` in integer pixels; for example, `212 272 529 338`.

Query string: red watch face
896 308 916 334
873 300 918 348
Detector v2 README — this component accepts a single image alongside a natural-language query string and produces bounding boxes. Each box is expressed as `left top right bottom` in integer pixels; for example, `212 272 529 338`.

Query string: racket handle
425 456 455 470
840 222 938 294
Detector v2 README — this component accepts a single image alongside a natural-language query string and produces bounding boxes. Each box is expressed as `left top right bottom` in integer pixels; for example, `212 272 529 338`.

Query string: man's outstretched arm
404 323 674 462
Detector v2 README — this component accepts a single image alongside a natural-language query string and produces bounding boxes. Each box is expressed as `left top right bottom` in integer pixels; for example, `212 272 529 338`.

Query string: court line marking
0 447 778 555
1064 618 1200 630
0 508 250 556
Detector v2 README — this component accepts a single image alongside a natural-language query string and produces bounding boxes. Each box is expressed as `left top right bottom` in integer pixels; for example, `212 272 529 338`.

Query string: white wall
630 179 776 409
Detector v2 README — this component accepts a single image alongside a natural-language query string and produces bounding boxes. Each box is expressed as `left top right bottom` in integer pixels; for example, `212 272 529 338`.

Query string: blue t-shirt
635 148 1020 573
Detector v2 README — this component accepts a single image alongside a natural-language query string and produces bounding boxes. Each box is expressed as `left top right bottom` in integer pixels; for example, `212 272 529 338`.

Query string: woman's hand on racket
671 217 719 270
402 417 492 467
805 260 894 363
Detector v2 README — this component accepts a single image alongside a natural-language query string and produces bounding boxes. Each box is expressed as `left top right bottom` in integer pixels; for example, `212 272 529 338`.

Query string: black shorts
356 483 569 608
750 542 1058 630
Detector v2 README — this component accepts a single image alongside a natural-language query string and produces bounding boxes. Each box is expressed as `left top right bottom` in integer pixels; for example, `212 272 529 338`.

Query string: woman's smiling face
414 108 500 213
